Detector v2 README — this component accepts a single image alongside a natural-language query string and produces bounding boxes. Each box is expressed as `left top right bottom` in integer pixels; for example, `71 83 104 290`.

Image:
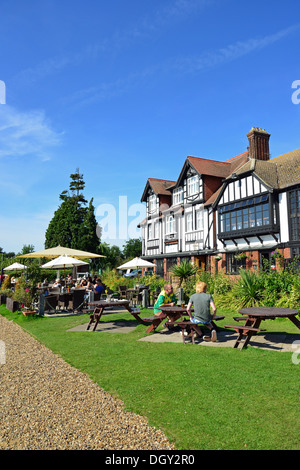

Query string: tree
122 238 142 259
20 244 35 255
98 242 124 270
45 170 100 253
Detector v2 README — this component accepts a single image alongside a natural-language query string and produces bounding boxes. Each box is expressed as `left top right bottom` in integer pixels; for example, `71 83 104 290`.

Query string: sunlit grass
1 305 299 450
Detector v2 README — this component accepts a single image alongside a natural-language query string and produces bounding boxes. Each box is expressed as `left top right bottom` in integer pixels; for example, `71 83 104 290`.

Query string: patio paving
67 317 300 353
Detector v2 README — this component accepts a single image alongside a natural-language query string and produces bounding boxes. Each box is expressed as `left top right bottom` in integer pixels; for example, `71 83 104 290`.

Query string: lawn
1 305 300 450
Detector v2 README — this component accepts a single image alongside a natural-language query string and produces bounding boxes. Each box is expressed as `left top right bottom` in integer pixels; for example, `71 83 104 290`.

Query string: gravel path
0 316 174 450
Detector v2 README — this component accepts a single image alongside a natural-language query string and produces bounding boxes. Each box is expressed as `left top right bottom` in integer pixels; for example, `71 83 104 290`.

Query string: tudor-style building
139 127 300 278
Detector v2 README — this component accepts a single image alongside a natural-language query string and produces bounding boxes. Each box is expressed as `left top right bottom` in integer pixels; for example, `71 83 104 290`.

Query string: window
187 175 199 196
186 213 193 231
173 187 183 205
196 210 204 230
148 224 152 239
166 214 175 234
219 195 271 234
288 189 300 240
226 253 246 274
148 194 157 214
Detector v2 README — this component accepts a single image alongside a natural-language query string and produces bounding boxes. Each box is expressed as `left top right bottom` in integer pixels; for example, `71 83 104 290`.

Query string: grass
1 305 300 450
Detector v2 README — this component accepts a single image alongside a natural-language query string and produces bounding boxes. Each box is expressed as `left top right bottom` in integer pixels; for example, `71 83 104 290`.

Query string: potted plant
13 277 37 316
234 252 247 261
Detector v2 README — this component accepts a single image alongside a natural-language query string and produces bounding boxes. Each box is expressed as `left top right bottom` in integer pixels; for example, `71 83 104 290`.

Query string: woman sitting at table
86 276 94 291
52 279 61 288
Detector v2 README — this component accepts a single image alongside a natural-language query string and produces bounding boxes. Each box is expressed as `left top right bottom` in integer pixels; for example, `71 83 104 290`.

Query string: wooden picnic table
144 305 225 335
86 300 144 331
224 306 300 349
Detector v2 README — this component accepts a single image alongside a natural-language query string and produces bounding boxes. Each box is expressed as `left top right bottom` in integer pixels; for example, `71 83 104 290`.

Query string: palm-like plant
169 259 198 286
233 268 262 308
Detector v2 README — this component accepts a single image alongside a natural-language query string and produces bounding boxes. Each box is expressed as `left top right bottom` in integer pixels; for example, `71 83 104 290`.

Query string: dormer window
173 187 183 206
148 194 157 214
187 175 199 195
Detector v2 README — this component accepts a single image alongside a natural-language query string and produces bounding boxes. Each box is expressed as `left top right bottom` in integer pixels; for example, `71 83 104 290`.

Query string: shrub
1 274 12 291
169 260 198 287
233 268 263 308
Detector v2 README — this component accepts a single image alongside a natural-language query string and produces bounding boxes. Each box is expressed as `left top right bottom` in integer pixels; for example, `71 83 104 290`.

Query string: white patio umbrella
117 257 156 278
4 262 26 271
41 255 89 270
41 255 89 281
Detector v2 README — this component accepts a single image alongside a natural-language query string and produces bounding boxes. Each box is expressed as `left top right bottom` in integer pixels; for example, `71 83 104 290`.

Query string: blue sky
1 0 300 253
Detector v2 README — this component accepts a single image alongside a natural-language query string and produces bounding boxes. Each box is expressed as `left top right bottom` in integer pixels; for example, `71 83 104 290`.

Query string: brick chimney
247 127 270 161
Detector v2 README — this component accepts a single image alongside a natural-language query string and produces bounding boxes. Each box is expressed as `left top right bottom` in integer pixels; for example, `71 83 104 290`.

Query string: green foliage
169 259 198 286
232 269 262 308
122 238 142 259
13 261 41 309
101 268 131 291
45 170 99 253
0 274 12 290
98 243 124 270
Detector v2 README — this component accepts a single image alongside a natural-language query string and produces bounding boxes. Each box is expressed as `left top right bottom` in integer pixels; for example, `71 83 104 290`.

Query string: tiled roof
141 177 176 202
271 148 300 188
187 156 231 178
227 148 300 190
148 178 176 195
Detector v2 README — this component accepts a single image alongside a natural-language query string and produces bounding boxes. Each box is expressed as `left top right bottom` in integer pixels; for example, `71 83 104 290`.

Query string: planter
22 309 36 317
0 294 7 305
6 297 19 312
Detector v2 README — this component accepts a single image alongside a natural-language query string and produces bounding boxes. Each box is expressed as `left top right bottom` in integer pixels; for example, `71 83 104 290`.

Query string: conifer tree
45 170 100 253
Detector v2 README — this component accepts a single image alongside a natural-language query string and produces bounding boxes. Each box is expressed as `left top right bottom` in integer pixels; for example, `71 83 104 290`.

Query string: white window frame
148 194 157 214
196 210 204 230
187 175 200 196
173 187 183 206
166 214 175 234
186 213 193 232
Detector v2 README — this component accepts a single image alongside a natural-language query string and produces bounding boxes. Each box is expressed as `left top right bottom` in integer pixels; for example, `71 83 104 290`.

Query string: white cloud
0 105 63 161
169 24 300 73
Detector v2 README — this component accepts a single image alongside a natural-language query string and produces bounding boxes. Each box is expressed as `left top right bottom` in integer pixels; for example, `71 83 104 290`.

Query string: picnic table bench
144 305 225 336
224 306 300 349
86 300 144 331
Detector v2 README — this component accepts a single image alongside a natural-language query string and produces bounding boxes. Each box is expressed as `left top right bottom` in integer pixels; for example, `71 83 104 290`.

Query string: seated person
52 279 61 288
154 284 180 328
94 278 104 296
86 276 94 291
79 278 87 287
186 281 217 342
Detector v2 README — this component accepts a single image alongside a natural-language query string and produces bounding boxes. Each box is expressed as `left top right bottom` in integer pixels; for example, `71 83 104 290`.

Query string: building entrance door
194 256 206 270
